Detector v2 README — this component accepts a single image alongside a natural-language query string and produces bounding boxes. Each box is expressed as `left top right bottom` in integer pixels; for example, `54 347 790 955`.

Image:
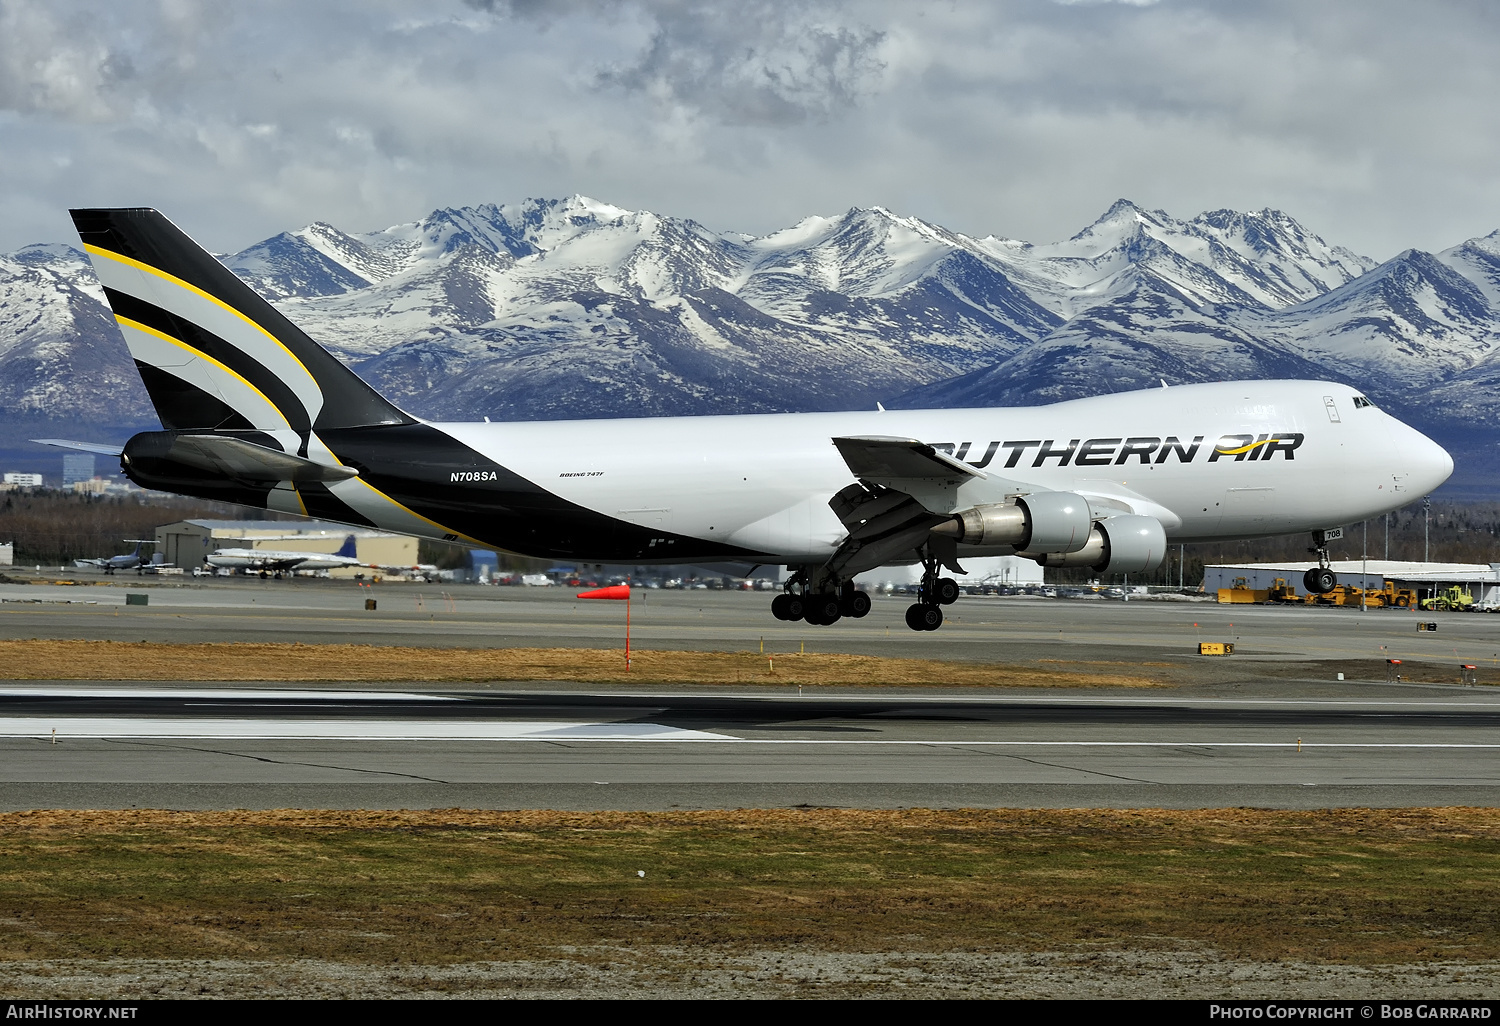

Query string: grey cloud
594 2 886 125
467 0 887 125
0 0 1498 264
0 2 119 119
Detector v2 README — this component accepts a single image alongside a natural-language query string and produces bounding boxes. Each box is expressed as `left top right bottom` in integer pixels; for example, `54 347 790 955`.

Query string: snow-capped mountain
232 198 1062 420
973 199 1375 316
3 196 1500 490
0 245 152 425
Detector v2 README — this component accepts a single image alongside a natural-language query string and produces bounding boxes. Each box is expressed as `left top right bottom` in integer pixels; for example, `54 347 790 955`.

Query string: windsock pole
576 584 632 671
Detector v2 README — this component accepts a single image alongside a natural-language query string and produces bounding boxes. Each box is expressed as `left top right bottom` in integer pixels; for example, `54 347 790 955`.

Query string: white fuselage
415 380 1451 565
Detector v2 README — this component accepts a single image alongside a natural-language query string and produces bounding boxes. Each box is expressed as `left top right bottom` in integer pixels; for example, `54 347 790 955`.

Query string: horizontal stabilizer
166 435 359 483
832 436 986 483
32 438 125 457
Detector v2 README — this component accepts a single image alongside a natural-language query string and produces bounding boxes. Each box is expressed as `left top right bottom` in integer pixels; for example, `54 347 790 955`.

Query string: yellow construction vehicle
1306 581 1417 608
1267 578 1300 603
1373 581 1418 608
1216 575 1268 604
1421 586 1475 612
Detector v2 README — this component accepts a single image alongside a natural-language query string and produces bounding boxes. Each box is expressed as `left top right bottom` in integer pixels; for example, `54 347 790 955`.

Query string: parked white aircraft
205 533 365 574
41 209 1453 630
203 533 438 577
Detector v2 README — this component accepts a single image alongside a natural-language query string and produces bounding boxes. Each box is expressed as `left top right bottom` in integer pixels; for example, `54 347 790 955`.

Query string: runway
5 681 1500 810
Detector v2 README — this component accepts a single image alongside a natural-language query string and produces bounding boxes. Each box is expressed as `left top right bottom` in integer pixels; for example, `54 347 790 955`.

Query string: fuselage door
1323 396 1341 423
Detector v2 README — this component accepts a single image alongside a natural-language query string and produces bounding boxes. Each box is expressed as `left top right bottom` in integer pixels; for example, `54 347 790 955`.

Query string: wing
33 439 125 456
1067 479 1184 529
831 436 986 485
825 436 993 576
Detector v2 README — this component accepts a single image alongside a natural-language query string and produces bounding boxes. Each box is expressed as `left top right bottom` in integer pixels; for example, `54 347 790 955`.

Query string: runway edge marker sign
578 585 632 670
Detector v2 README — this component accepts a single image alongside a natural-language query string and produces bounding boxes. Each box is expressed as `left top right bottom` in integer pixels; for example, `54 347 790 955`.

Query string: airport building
1205 560 1500 606
855 554 1045 590
155 520 418 576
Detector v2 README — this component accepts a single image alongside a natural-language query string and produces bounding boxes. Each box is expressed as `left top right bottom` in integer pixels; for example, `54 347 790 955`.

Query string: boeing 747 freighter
39 209 1453 631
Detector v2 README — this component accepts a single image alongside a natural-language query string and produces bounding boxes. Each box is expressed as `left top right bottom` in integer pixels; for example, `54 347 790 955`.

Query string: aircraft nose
1400 422 1453 494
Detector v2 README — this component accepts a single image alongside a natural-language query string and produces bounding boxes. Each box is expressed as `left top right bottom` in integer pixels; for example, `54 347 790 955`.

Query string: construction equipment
1216 575 1266 603
1420 586 1474 612
1306 581 1417 608
1267 578 1300 603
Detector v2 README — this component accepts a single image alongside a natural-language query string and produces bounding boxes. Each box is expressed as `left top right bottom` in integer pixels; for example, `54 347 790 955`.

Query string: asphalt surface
3 679 1499 810
5 576 1500 809
5 577 1500 666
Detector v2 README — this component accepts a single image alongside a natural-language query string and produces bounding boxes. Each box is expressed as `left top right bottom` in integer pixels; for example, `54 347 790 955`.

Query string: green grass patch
0 808 1496 965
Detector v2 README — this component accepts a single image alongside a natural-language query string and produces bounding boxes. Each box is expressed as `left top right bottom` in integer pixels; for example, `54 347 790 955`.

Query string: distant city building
71 479 108 495
0 542 12 566
2 473 43 488
62 453 95 486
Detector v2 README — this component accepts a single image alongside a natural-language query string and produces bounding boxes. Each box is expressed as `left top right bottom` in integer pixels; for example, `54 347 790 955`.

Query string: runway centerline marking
0 718 728 741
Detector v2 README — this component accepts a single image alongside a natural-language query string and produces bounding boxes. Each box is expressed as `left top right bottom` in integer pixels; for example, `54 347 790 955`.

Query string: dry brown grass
0 807 1496 965
0 639 1168 687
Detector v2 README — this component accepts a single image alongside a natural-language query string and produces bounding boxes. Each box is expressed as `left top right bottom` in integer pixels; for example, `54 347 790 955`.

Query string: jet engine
1032 514 1166 574
936 492 1092 553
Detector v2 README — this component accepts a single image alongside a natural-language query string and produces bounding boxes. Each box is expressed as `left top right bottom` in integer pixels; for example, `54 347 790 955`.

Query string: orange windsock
577 585 630 600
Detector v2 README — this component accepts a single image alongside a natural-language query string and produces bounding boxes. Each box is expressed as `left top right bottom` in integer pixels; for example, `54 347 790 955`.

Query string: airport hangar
154 519 417 576
1204 560 1500 605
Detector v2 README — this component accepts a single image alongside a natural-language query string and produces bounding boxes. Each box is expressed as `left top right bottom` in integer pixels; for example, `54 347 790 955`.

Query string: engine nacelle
1033 514 1166 574
941 492 1092 553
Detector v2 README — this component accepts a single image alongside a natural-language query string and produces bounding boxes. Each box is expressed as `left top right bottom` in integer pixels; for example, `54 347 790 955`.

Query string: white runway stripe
0 688 459 702
0 718 729 741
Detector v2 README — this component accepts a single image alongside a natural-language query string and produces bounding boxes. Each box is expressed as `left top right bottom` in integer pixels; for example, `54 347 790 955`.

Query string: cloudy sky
1 0 1497 259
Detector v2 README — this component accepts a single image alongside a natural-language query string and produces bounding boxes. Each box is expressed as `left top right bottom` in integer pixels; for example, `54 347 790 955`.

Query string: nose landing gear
1304 528 1341 594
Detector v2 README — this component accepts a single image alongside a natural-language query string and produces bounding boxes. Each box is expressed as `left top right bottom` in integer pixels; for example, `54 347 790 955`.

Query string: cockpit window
1352 396 1376 409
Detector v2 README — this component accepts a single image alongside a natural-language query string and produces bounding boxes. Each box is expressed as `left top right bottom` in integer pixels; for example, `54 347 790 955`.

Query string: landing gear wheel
935 577 960 605
904 604 925 631
842 591 871 618
771 594 794 620
805 593 842 625
1304 567 1337 594
905 603 943 631
782 595 805 621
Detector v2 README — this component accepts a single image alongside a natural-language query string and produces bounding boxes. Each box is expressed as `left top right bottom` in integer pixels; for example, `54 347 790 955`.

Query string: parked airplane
205 533 366 574
73 539 164 574
40 209 1453 630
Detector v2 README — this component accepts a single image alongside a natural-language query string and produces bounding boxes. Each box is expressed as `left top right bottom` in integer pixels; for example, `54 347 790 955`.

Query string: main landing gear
771 575 871 626
904 552 958 632
1303 528 1339 594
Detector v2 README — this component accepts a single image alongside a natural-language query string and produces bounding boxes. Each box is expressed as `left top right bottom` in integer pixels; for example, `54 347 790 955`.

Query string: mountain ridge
2 196 1498 491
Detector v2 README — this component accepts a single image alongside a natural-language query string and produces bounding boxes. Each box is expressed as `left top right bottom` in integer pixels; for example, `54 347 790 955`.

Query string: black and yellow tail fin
70 208 411 433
